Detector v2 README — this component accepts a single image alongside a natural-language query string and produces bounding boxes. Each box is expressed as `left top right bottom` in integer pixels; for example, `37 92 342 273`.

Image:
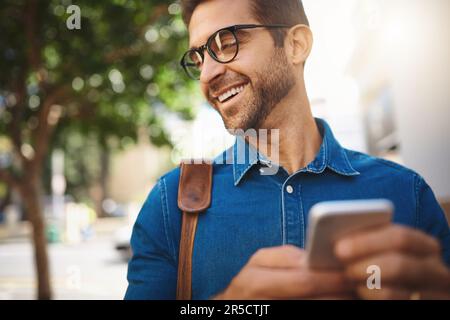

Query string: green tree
0 0 199 299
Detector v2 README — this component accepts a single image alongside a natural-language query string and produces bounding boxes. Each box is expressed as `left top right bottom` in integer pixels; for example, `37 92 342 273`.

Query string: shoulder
159 161 232 188
159 148 235 190
344 150 449 239
345 149 422 183
158 166 181 193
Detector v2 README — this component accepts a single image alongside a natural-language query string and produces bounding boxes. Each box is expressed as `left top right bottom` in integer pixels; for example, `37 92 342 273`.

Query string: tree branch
29 86 71 174
105 4 169 63
6 0 42 166
8 70 29 165
24 0 41 71
0 168 20 191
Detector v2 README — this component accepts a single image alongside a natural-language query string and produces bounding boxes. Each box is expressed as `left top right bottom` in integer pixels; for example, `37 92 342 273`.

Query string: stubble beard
216 48 297 132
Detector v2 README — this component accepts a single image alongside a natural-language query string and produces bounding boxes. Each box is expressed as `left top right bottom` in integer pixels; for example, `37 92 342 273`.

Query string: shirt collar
214 118 360 186
308 118 360 177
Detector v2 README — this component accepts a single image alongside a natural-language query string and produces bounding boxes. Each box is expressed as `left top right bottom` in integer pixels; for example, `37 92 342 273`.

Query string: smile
217 83 248 103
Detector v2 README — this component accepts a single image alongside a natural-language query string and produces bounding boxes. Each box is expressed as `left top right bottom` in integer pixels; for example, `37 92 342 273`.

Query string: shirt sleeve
124 179 177 299
415 175 450 267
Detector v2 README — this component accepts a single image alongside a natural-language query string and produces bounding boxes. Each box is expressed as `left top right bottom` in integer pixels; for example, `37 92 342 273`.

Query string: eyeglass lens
183 29 238 79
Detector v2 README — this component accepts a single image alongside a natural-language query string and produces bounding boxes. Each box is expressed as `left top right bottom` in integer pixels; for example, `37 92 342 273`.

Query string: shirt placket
281 176 304 247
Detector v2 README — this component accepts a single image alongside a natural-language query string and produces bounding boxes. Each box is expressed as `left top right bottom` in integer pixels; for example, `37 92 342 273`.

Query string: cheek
229 50 271 80
200 84 210 99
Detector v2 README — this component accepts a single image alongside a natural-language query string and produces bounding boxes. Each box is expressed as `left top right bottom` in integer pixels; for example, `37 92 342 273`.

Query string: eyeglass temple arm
231 24 291 31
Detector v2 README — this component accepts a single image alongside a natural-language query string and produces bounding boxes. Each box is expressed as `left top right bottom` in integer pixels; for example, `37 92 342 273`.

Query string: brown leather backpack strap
176 161 213 300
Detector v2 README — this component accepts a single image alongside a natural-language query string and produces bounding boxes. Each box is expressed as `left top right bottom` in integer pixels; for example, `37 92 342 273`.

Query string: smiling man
125 0 450 300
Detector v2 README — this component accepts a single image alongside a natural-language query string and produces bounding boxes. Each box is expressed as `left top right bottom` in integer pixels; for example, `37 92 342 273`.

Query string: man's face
188 0 296 131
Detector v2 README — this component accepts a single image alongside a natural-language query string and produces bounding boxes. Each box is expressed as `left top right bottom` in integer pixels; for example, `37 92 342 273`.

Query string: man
125 0 450 299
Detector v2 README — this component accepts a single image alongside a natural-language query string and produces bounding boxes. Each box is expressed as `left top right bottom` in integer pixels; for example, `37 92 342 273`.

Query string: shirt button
286 185 294 194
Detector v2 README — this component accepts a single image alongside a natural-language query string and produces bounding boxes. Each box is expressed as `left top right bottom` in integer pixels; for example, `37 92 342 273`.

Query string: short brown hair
181 0 310 47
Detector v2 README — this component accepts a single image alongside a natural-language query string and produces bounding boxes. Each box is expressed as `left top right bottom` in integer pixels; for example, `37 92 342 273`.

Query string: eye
184 50 203 70
210 30 236 51
221 42 237 51
219 36 236 47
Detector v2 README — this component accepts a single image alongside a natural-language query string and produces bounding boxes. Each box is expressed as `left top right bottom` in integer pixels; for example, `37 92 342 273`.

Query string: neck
247 80 322 175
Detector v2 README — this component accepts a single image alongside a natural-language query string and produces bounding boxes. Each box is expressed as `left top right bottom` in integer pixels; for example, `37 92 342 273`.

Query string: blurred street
0 218 129 300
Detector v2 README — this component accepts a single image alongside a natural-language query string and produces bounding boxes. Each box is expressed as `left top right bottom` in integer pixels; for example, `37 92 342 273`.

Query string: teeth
218 84 246 103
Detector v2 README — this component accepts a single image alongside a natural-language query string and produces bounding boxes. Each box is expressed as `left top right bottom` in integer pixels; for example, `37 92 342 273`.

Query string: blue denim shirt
125 118 450 300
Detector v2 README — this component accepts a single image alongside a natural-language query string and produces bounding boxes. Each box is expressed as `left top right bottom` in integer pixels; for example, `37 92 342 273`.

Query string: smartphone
305 199 393 270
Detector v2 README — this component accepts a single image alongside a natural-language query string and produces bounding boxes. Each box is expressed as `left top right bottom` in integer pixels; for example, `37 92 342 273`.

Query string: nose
199 52 226 84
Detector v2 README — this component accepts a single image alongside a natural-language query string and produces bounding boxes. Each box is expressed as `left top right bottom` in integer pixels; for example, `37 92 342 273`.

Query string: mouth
215 82 249 104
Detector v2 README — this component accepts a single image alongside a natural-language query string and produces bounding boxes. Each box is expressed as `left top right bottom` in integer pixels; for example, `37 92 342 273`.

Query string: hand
214 245 353 300
334 225 450 300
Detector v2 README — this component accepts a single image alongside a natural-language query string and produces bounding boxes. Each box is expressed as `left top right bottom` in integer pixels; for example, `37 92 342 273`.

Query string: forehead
188 0 258 47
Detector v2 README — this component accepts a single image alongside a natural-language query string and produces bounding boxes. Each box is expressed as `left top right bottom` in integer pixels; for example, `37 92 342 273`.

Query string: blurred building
108 128 173 204
348 0 450 217
304 0 367 154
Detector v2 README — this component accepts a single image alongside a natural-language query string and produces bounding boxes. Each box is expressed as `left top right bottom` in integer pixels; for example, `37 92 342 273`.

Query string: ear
285 25 313 65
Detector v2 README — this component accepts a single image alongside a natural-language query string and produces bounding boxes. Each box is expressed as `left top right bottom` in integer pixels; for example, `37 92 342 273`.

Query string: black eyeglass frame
180 24 292 80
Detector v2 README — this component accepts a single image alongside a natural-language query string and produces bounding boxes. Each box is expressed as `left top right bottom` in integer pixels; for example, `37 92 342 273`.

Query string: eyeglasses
180 24 291 80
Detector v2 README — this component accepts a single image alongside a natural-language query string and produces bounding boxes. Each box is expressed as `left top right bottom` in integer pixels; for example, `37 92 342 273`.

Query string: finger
418 291 450 300
308 294 357 300
344 253 450 291
356 285 450 300
356 285 413 300
249 245 305 269
249 268 353 299
335 225 441 263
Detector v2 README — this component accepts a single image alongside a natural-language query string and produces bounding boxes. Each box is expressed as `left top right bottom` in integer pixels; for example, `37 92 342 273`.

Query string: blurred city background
0 0 449 299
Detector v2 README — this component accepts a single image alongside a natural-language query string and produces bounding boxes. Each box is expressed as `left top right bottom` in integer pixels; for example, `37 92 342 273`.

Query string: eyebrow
189 27 253 51
189 31 213 51
235 29 251 38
